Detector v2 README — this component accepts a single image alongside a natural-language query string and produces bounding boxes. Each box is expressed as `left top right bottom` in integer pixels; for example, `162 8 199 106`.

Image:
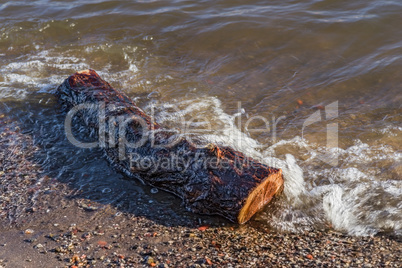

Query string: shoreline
0 115 401 267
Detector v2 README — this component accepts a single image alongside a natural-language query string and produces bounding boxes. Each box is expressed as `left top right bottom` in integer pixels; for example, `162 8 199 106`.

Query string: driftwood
56 69 284 224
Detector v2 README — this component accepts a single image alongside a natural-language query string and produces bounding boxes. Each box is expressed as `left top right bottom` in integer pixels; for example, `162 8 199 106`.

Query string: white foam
322 184 375 235
147 97 264 159
263 154 305 204
379 125 402 135
0 49 91 99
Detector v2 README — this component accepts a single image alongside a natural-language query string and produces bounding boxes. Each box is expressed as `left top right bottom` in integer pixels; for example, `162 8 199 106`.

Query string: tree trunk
56 69 284 224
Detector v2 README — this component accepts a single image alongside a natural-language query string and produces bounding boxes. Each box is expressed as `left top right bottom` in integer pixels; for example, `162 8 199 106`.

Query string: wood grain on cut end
237 169 283 224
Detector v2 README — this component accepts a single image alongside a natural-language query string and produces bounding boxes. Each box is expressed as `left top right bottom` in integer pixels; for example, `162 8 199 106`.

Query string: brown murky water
0 0 401 235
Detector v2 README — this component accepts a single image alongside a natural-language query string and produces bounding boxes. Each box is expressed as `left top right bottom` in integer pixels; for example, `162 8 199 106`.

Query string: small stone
147 256 155 265
97 240 108 248
25 207 36 213
205 257 212 265
71 255 80 263
54 247 64 253
24 238 36 243
198 226 209 231
24 229 34 234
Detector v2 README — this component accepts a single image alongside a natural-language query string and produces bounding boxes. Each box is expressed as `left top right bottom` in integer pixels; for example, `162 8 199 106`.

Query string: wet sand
0 115 401 268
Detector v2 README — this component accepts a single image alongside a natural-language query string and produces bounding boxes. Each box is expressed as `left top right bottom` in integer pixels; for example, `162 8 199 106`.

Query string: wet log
56 69 284 224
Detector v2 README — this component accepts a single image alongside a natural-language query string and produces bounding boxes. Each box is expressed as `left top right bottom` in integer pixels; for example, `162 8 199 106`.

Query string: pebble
24 229 34 235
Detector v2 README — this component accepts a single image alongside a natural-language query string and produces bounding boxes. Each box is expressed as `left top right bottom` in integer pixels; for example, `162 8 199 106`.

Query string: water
0 0 401 235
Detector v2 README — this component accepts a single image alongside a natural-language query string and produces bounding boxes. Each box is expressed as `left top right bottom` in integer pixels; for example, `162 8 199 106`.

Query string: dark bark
56 69 284 224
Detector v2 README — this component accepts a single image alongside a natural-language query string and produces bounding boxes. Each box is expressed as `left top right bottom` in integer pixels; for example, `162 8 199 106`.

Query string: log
56 69 284 224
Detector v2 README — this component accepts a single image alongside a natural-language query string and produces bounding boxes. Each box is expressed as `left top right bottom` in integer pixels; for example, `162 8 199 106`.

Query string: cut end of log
237 169 284 224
